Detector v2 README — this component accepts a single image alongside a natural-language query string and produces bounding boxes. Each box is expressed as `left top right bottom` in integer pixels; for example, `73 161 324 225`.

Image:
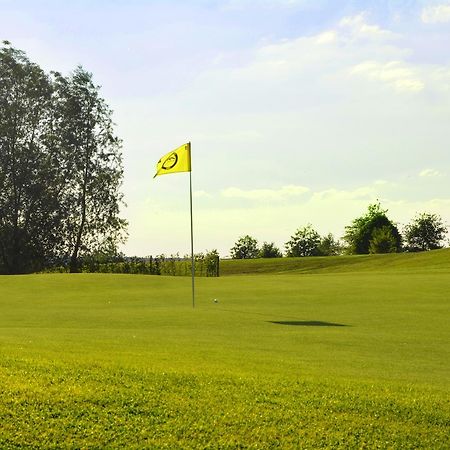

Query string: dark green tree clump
230 235 259 259
0 42 127 274
403 213 447 252
343 203 401 254
368 225 398 254
259 242 282 258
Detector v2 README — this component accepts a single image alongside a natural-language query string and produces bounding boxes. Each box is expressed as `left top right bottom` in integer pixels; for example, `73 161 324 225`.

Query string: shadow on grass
269 320 349 327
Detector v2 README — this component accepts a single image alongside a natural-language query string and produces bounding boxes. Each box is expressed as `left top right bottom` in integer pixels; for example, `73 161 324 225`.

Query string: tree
204 249 220 277
285 225 321 257
53 67 127 272
368 226 398 254
343 202 401 254
259 242 282 258
0 42 62 273
317 233 342 256
230 235 259 259
0 42 127 274
403 213 447 252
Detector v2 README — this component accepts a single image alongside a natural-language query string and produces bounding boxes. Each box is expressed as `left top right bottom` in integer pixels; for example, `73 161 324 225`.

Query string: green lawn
0 252 449 448
219 247 450 275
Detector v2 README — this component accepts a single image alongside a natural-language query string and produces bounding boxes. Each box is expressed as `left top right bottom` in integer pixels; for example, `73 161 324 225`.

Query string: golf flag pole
189 158 195 308
154 142 195 307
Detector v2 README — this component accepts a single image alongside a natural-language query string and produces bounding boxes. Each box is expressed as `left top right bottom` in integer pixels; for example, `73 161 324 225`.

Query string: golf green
0 253 449 448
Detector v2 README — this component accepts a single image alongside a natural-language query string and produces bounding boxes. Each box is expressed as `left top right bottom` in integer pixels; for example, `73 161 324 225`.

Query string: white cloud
339 13 395 39
315 31 337 45
191 12 419 104
350 61 424 92
311 186 376 202
193 190 212 198
419 168 443 177
421 4 450 23
221 185 309 201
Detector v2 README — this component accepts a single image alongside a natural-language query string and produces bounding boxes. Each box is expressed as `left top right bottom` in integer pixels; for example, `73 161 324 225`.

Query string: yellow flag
154 143 191 178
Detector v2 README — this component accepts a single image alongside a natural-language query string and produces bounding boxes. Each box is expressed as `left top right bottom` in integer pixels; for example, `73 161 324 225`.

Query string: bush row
46 251 220 277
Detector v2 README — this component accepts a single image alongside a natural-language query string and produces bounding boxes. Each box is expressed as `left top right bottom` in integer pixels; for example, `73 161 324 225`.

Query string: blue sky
2 0 449 256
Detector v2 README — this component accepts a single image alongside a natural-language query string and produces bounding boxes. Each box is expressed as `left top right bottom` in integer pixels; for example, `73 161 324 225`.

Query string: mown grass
2 359 448 448
0 253 449 448
219 247 450 275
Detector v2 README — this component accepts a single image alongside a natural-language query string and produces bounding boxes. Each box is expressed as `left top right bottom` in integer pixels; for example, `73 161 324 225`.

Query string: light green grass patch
220 247 450 275
0 255 449 448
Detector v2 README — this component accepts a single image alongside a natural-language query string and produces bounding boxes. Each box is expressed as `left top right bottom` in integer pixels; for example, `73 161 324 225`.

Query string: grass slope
219 247 450 275
0 253 449 448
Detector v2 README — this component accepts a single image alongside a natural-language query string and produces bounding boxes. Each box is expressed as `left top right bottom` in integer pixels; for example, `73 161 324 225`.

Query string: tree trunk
69 158 89 273
69 203 86 273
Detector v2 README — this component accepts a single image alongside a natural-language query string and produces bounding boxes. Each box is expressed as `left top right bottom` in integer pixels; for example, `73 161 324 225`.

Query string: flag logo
162 152 178 170
154 143 191 178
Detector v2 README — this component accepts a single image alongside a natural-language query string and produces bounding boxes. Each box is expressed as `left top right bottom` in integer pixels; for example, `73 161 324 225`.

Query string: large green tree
343 203 401 254
0 42 127 274
285 225 321 257
0 42 62 273
403 213 447 252
230 235 259 259
53 67 127 272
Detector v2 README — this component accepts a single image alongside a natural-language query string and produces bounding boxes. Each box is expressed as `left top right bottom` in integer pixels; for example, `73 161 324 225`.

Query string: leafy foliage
369 225 398 254
0 42 62 273
285 224 321 257
0 42 127 273
343 202 401 254
50 249 221 277
230 235 259 259
204 249 220 276
259 242 282 258
52 67 127 272
403 212 448 252
317 233 342 256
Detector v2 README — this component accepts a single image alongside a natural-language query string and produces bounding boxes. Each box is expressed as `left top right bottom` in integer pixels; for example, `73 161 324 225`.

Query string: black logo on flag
162 152 178 170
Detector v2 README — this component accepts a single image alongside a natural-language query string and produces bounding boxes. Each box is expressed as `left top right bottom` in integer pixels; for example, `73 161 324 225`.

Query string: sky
1 0 450 257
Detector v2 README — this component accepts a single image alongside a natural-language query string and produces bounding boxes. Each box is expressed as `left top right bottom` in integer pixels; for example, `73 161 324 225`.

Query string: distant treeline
230 203 449 259
46 250 220 277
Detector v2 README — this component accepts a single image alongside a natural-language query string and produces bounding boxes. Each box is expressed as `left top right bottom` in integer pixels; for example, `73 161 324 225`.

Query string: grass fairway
1 253 449 448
